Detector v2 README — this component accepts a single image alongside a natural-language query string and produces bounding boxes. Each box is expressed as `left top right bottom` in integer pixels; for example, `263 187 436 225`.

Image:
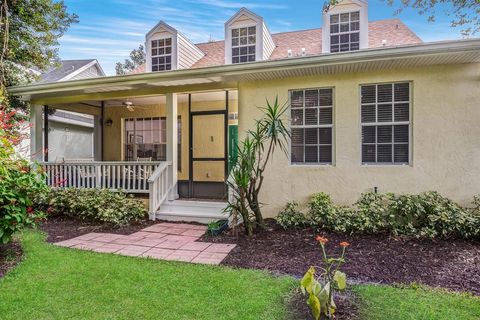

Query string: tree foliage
115 44 146 75
0 0 78 110
386 0 480 36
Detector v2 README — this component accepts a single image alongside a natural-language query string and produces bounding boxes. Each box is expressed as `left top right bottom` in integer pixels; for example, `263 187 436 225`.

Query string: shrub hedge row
276 191 480 239
36 188 147 226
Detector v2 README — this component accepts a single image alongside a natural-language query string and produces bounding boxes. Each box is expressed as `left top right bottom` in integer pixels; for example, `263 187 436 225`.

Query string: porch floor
53 222 236 265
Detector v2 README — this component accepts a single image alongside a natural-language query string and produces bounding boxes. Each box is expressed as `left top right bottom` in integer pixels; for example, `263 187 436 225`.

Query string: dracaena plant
300 236 350 320
226 96 289 236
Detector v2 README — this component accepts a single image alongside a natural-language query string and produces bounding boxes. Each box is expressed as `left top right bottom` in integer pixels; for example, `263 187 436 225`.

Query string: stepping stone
164 250 200 262
181 229 206 237
54 239 85 247
204 243 236 254
156 240 191 250
142 248 176 259
133 238 167 247
192 251 228 265
179 242 212 251
116 245 150 257
74 233 103 241
93 243 126 253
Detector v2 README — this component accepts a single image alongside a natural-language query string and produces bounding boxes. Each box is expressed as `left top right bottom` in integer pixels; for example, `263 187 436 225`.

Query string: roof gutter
8 38 480 97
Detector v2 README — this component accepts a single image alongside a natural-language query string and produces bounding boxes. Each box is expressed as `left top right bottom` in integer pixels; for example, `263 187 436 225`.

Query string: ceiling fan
123 100 135 112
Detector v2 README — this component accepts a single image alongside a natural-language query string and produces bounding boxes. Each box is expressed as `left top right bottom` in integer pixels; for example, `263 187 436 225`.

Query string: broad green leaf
300 266 316 294
318 282 330 316
334 271 347 290
312 280 322 295
307 292 321 320
330 295 337 315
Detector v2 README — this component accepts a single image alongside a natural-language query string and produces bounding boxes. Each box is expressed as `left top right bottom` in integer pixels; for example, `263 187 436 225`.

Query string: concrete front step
156 199 228 224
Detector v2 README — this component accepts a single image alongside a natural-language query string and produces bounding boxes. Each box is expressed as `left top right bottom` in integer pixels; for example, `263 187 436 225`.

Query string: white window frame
231 26 256 64
329 11 360 53
289 87 335 166
359 81 412 166
123 117 182 169
321 2 369 54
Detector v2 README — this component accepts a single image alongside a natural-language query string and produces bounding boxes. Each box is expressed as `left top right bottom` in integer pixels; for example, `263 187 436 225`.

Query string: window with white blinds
361 82 411 164
290 88 334 164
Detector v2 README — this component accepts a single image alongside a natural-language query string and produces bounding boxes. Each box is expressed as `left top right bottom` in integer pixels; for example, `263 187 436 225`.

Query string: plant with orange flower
300 236 350 319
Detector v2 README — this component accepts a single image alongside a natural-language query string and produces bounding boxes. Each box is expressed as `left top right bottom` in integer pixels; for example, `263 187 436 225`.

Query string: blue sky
59 0 468 75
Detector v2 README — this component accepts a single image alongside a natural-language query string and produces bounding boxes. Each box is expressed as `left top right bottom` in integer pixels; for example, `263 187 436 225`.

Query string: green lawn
1 231 479 320
0 231 296 320
354 284 480 320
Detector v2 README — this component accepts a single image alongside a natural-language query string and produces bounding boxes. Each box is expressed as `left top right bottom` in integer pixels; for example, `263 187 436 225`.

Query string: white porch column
30 104 43 162
166 93 179 200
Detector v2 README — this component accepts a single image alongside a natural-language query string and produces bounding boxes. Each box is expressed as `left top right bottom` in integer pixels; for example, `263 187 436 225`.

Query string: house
17 60 105 160
9 1 480 222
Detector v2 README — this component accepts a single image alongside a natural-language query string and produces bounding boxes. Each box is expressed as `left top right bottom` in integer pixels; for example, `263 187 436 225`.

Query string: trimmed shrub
37 188 147 226
276 201 307 229
389 191 469 238
286 191 480 240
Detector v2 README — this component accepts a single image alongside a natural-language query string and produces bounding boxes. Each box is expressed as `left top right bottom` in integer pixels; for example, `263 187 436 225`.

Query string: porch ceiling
9 39 480 105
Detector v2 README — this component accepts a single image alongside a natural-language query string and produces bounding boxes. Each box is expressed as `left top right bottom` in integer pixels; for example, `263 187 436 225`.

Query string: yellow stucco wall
103 97 237 181
238 63 480 217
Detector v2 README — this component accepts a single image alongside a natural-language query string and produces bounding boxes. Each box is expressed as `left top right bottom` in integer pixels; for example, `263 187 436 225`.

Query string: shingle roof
38 60 97 83
132 18 422 73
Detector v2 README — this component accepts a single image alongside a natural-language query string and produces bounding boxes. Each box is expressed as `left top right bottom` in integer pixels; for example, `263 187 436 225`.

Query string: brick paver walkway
54 222 236 265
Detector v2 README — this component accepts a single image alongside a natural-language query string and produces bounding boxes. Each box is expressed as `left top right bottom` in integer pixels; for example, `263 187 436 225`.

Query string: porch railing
147 161 173 218
40 161 164 193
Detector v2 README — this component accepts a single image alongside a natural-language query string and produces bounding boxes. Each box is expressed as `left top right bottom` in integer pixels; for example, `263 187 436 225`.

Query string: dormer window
330 11 360 52
145 21 204 72
151 38 172 71
231 26 256 63
225 8 274 64
322 0 368 54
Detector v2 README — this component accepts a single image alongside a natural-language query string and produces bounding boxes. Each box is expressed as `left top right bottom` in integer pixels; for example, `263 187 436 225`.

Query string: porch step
155 199 228 224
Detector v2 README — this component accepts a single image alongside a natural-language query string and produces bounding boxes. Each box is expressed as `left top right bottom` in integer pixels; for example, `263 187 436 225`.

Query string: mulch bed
39 216 159 243
0 240 23 279
202 219 480 296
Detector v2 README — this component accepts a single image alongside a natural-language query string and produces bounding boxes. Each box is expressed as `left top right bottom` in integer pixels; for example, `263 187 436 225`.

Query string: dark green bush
37 188 147 226
291 191 480 240
275 201 308 229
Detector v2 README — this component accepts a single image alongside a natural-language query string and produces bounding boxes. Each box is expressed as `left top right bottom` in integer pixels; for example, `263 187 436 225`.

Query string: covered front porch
29 87 238 220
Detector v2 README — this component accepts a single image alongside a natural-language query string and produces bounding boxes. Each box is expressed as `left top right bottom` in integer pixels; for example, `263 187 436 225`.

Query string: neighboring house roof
132 18 421 73
38 59 106 83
